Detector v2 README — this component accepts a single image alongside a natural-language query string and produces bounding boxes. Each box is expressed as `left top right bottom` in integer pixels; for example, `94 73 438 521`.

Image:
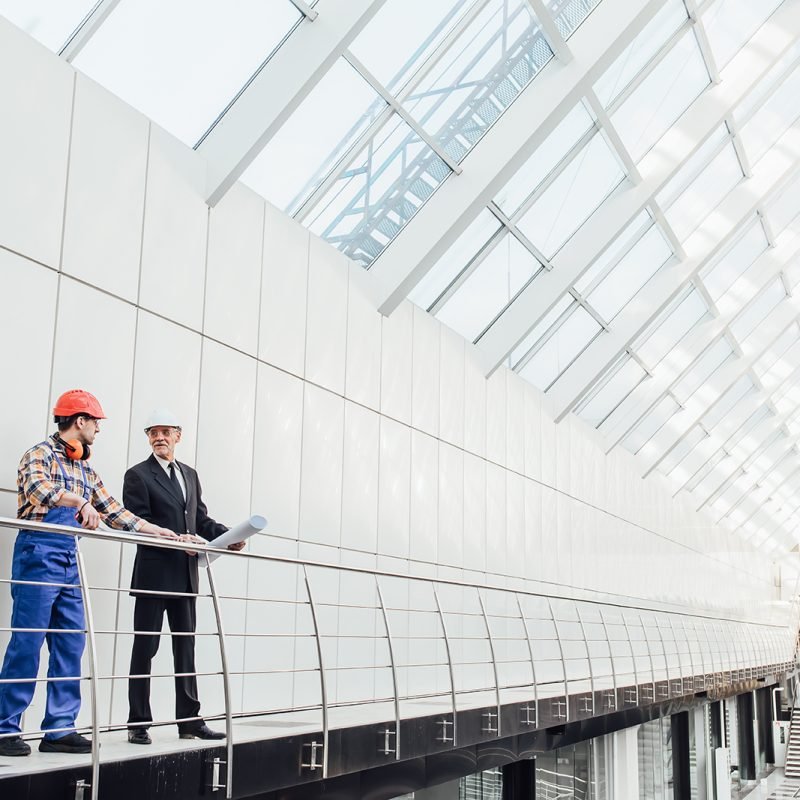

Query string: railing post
515 594 539 710
74 539 100 799
620 611 639 704
375 578 400 759
302 565 329 778
598 608 618 711
638 612 657 696
546 598 569 721
203 554 234 799
477 590 501 736
575 604 596 714
433 587 457 746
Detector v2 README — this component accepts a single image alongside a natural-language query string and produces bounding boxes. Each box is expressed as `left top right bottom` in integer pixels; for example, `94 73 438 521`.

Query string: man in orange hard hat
0 390 178 757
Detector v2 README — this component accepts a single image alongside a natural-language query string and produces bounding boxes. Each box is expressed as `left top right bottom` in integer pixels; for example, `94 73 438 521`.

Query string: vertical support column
671 711 691 800
736 691 757 781
75 541 100 799
502 758 536 799
303 565 329 779
375 579 401 760
611 726 639 799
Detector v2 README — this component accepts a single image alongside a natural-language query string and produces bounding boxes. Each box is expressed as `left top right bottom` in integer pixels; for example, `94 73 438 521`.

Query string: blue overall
0 449 88 739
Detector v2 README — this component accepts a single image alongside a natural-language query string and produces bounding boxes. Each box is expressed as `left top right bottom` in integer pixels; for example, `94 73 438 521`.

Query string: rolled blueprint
201 514 267 566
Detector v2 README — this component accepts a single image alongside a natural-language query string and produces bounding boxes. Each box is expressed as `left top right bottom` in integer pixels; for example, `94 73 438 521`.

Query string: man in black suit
123 409 244 744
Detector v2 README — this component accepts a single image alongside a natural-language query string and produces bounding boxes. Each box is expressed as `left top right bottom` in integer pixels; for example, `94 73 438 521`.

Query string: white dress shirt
154 454 186 500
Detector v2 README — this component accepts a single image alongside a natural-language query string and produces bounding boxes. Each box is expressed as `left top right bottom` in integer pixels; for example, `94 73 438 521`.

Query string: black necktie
168 462 184 501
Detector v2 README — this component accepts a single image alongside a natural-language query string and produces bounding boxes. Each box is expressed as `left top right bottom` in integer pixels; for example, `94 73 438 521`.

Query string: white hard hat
144 408 182 432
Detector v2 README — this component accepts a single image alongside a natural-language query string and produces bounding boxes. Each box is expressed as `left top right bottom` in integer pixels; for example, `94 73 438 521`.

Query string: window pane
549 0 603 40
586 224 672 321
729 279 786 344
593 0 687 107
436 233 542 341
700 219 768 302
494 103 594 217
350 0 467 93
406 0 553 161
517 306 602 391
623 395 680 454
703 0 784 68
0 0 97 50
635 288 709 369
306 113 452 267
611 30 710 162
73 0 302 146
576 356 648 428
672 337 734 404
657 424 706 476
517 133 625 258
662 141 743 241
509 295 573 367
409 209 502 309
702 376 754 430
765 172 800 235
242 59 385 215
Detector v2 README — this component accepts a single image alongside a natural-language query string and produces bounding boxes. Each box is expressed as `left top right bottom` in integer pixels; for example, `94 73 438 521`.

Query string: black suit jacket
123 454 227 595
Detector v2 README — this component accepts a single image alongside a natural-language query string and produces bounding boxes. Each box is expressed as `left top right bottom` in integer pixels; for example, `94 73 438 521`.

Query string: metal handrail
0 513 797 797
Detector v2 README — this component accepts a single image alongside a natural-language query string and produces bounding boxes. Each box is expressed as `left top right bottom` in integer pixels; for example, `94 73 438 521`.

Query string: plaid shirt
17 434 143 531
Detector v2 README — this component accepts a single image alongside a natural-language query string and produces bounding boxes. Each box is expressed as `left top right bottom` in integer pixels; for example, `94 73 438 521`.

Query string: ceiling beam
474 0 800 374
198 0 387 206
364 0 668 315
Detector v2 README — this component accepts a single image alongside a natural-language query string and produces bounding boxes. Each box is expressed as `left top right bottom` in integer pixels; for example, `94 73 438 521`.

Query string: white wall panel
412 306 440 438
0 19 72 268
524 479 543 583
438 443 464 569
380 301 413 425
252 363 304 541
439 326 465 448
507 472 525 578
463 453 487 573
0 253 57 492
196 340 256 526
486 463 507 576
128 310 202 467
341 401 380 553
378 417 411 559
62 76 148 302
486 369 507 468
409 430 439 564
139 128 208 331
464 351 487 459
260 204 309 377
50 277 136 494
306 237 348 395
345 270 381 411
507 375 525 476
299 384 344 547
523 384 542 483
204 183 264 355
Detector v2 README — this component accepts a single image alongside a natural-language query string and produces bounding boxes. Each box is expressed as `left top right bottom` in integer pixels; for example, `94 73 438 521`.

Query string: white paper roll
201 514 266 565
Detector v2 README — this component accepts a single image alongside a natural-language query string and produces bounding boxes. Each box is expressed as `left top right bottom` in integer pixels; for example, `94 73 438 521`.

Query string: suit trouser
127 595 202 732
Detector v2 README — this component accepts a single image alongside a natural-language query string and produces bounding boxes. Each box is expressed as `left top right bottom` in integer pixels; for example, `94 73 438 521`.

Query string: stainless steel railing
0 514 797 800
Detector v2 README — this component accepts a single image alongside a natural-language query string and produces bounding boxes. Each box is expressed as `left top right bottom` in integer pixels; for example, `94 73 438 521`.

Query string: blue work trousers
0 532 85 739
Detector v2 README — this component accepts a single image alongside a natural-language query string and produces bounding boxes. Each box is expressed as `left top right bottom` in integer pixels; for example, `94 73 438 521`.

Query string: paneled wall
0 18 784 733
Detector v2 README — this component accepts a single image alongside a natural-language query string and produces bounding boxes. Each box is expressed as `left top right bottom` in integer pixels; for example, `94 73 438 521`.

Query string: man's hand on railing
76 501 101 530
179 533 205 557
227 540 246 552
137 522 179 541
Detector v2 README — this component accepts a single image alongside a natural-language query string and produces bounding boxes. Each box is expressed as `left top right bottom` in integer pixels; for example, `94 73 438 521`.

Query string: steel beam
365 0 669 315
474 0 800 374
199 0 388 206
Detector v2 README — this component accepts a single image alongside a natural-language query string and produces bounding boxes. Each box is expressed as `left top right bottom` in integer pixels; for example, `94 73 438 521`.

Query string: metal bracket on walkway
207 757 227 792
521 705 536 726
379 728 397 755
437 718 454 743
482 711 498 733
74 779 91 800
301 741 324 771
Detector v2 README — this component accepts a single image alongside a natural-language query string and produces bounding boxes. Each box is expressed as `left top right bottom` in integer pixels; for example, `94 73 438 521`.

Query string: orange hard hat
52 389 107 419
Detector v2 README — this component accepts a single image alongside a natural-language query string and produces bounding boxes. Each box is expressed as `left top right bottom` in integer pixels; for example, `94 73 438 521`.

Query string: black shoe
179 724 225 740
39 733 92 754
0 736 31 757
127 728 152 745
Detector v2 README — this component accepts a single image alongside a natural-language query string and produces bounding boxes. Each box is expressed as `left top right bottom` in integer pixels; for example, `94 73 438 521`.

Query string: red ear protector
54 433 91 460
63 439 91 461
